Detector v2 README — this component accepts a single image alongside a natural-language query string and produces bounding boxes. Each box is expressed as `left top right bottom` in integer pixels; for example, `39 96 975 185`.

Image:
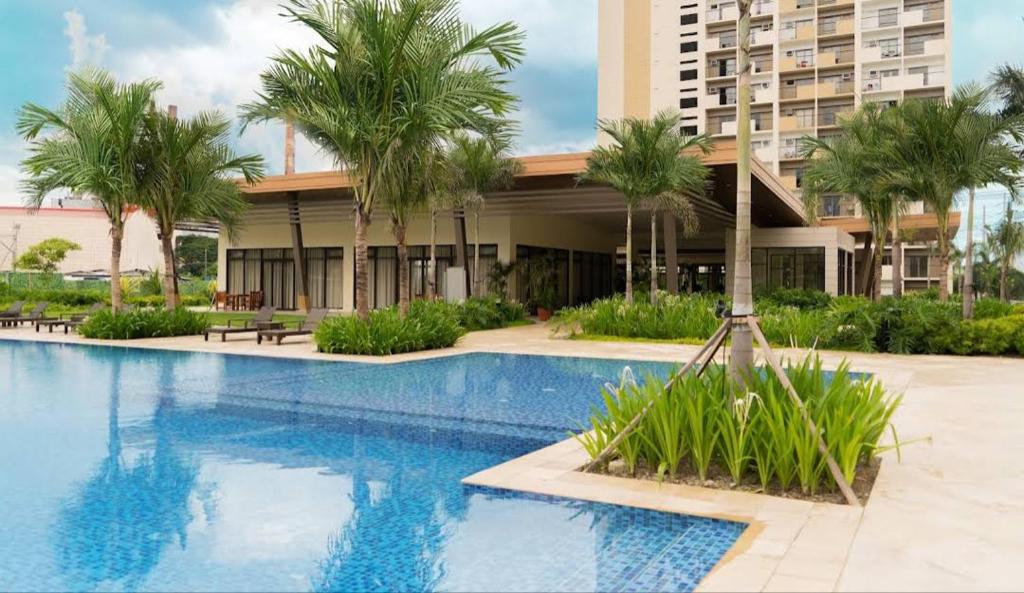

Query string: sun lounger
204 307 280 342
1 302 53 328
0 301 26 319
257 308 329 345
35 303 106 333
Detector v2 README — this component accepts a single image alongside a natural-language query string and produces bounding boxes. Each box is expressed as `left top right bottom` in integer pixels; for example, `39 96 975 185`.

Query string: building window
680 96 698 109
680 41 698 53
516 245 570 309
680 69 698 81
680 13 698 25
227 247 344 310
681 125 698 136
572 250 614 305
752 247 826 292
906 253 930 278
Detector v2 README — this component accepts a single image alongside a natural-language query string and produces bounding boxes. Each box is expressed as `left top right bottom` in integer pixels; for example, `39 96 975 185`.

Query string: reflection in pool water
0 341 746 592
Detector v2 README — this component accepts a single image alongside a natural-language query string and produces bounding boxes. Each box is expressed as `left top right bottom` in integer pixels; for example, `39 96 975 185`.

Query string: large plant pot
537 307 553 322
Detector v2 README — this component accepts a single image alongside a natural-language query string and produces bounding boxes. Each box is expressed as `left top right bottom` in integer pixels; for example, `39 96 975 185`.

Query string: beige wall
725 226 856 295
0 207 163 274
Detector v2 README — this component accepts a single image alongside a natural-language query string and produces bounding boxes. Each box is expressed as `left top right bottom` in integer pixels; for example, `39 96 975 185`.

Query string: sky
0 0 1022 226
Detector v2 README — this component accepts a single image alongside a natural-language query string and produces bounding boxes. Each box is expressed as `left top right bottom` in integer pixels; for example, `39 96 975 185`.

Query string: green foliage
458 297 527 331
78 308 209 340
973 298 1015 320
757 288 833 310
15 238 82 275
576 355 902 496
555 294 721 340
315 300 466 356
175 235 218 278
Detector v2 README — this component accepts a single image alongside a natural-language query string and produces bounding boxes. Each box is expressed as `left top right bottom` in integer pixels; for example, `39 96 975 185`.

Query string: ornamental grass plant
575 354 901 497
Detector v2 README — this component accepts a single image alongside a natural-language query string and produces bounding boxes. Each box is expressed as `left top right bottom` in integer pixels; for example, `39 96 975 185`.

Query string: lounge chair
36 303 106 334
0 301 26 319
1 302 53 328
257 308 329 345
204 306 279 342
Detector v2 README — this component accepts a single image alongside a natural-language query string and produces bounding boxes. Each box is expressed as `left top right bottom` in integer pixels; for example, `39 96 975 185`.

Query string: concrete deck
2 322 1022 592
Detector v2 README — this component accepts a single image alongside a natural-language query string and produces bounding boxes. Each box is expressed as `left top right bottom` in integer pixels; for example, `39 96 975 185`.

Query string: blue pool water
0 341 747 592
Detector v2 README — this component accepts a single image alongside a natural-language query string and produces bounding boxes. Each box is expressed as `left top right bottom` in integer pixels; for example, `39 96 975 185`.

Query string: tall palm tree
885 85 1022 303
447 132 523 298
802 103 899 300
730 0 754 373
241 0 523 320
17 69 159 311
579 110 710 305
956 107 1022 317
991 205 1024 301
992 64 1024 119
139 109 264 309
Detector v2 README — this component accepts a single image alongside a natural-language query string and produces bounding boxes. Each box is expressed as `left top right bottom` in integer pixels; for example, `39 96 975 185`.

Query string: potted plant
527 256 558 321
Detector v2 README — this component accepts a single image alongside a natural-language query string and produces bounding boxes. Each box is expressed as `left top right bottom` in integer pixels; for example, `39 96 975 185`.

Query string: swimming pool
0 340 747 592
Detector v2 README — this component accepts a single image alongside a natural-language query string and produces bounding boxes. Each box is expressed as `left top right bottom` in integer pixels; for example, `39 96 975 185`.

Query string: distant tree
175 235 218 279
16 238 81 288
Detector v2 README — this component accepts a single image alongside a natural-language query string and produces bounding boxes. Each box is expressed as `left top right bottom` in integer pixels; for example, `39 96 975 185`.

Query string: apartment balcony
818 17 855 37
817 48 855 68
817 0 855 7
781 55 816 72
905 37 945 58
780 84 817 101
751 28 777 46
818 108 853 127
780 145 805 160
781 0 816 13
862 43 903 62
707 5 739 23
754 145 776 163
862 70 944 93
751 58 775 75
862 11 901 30
753 85 777 104
780 115 815 132
781 175 802 191
711 116 773 136
780 21 816 42
706 65 736 79
904 2 945 27
752 1 776 17
711 34 738 51
817 79 855 98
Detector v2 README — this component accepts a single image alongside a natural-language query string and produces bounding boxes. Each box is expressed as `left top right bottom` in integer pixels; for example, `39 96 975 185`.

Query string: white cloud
459 0 597 67
64 9 109 69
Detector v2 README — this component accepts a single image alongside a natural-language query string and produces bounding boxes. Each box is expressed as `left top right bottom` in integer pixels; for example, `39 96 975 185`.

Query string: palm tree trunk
963 187 977 318
625 205 634 304
1000 256 1010 301
649 208 658 305
892 215 903 298
396 224 410 318
857 232 874 296
354 205 371 320
111 223 124 312
474 212 481 298
427 208 437 300
161 232 177 310
730 0 754 378
872 241 884 301
938 222 951 302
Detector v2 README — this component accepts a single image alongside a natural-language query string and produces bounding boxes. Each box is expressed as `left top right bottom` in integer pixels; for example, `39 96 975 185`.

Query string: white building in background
598 0 953 294
0 205 164 277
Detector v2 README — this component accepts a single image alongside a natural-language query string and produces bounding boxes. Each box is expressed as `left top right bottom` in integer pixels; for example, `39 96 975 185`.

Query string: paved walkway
2 322 1022 591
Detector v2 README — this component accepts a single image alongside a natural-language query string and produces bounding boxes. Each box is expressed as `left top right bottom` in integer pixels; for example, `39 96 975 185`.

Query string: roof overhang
820 212 961 242
237 139 807 228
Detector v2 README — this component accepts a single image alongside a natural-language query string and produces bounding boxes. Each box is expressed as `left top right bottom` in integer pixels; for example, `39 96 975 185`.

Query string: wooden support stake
746 317 861 507
582 319 732 472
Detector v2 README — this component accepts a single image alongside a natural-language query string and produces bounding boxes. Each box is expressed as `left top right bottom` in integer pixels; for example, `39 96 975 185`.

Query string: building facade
0 206 163 276
598 0 952 293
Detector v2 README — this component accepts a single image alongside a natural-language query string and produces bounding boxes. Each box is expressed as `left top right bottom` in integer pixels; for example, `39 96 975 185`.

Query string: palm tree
885 85 1022 303
802 103 899 300
730 0 754 373
241 0 523 320
17 69 159 311
991 205 1024 301
992 64 1024 119
447 132 523 298
956 107 1022 317
579 110 711 305
139 108 264 309
381 149 438 316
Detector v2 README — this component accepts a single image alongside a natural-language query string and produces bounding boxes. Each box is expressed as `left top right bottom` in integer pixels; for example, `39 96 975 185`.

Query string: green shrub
78 308 210 340
757 288 832 310
957 315 1024 356
974 298 1016 320
315 300 466 355
555 293 721 340
577 354 901 496
125 294 208 308
458 297 527 331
